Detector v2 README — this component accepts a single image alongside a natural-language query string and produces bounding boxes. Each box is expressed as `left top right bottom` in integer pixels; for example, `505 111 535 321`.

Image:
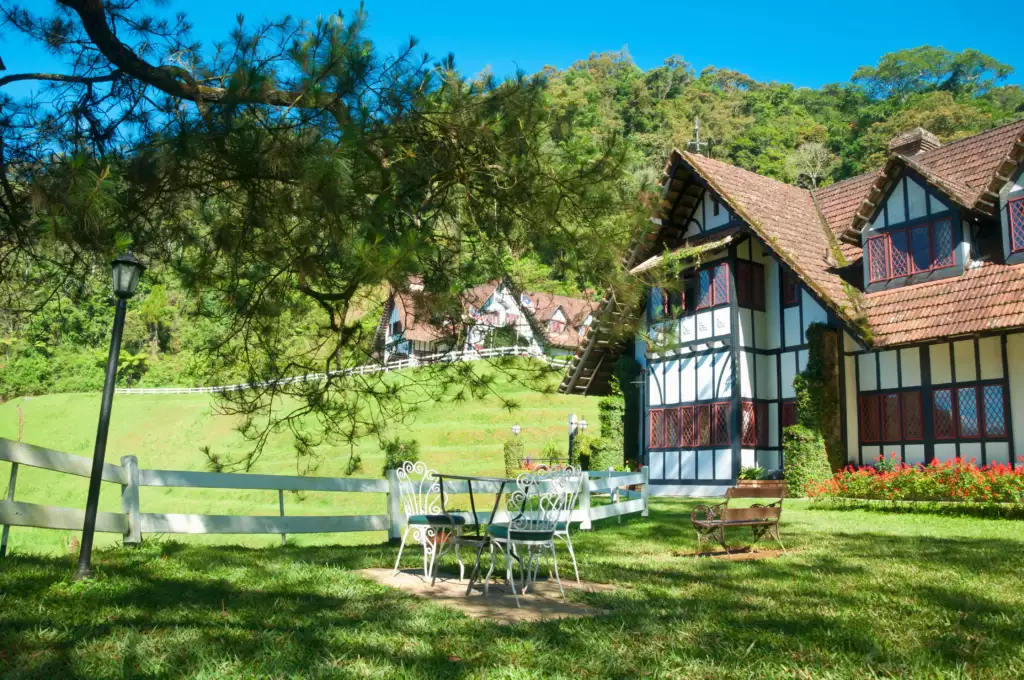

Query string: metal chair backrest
395 461 445 518
506 466 580 534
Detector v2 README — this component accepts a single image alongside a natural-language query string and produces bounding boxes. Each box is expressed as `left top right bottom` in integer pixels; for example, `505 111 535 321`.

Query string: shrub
540 440 563 463
572 432 599 470
809 458 1024 506
503 437 524 477
380 437 420 476
782 425 832 497
739 465 765 481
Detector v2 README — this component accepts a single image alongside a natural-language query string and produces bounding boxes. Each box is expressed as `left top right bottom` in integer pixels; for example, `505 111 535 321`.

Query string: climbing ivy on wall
792 322 845 472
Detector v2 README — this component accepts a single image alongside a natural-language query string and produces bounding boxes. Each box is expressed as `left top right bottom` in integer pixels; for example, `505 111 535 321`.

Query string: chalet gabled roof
843 119 1024 243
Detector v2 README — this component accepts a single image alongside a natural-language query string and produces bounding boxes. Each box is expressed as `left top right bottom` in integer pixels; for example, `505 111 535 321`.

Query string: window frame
735 260 766 312
695 262 730 311
859 389 924 444
931 381 1009 442
1009 196 1024 254
781 269 800 308
866 217 958 284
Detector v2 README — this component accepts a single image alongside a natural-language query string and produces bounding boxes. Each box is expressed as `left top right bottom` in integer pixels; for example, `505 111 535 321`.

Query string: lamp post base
73 564 94 581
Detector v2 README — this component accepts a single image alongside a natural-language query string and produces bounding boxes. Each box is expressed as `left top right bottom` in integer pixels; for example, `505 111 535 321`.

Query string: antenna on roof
686 118 713 156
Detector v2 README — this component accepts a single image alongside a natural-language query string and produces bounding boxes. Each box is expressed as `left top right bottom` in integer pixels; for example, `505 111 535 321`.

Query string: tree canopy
2 4 1022 467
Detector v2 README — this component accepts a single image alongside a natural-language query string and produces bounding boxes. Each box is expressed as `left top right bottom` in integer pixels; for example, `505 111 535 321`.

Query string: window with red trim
782 270 799 307
957 386 980 438
735 261 765 311
881 393 901 443
901 392 923 440
931 383 1007 441
712 402 731 446
741 401 770 447
664 407 681 447
741 401 756 446
933 389 956 440
681 406 697 447
695 263 730 310
861 390 928 443
859 394 880 443
866 218 957 283
781 400 797 428
698 404 712 445
649 409 664 448
983 385 1007 437
1010 197 1024 254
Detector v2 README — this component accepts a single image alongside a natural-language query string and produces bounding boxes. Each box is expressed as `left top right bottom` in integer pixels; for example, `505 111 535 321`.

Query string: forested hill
543 46 1024 186
2 45 1022 400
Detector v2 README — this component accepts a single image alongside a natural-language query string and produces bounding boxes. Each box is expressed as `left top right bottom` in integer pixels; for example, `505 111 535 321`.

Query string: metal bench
690 481 787 554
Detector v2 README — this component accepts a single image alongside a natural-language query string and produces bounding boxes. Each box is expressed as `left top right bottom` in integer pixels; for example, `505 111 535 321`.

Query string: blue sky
4 0 1020 96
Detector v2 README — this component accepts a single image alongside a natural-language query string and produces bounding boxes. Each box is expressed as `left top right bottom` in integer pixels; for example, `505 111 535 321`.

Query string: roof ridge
916 117 1024 159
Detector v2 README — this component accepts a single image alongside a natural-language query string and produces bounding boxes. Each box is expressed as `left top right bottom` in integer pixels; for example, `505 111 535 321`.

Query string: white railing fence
116 346 572 396
0 438 648 554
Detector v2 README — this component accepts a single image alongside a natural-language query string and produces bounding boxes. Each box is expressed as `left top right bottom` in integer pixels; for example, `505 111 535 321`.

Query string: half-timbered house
559 121 1024 496
376 278 596 362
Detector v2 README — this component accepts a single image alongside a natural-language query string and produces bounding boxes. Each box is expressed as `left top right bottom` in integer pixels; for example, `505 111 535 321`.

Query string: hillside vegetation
0 367 600 555
2 46 1021 401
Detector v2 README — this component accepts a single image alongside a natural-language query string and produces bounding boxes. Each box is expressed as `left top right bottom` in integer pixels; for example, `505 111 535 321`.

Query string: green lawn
0 366 599 555
2 499 1023 679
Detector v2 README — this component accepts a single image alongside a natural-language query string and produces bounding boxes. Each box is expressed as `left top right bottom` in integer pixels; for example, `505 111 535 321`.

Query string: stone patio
357 568 612 624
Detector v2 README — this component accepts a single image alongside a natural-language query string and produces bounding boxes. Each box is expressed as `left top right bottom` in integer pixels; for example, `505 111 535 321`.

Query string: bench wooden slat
723 506 781 522
726 486 786 499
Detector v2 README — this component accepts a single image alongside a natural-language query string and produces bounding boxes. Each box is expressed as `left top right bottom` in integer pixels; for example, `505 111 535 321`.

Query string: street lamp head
579 418 588 431
111 252 145 299
512 424 521 436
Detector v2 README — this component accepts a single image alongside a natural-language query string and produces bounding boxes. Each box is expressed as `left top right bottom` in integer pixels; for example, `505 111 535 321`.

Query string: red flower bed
808 454 1024 506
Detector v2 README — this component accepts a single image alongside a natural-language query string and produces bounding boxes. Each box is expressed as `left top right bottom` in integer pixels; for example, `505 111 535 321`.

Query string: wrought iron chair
550 467 585 583
483 467 577 607
393 461 466 579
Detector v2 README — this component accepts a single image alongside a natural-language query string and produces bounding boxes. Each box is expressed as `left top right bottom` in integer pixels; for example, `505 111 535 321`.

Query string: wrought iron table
431 473 521 593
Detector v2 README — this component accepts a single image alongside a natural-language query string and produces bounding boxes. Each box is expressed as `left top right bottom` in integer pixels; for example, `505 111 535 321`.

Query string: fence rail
0 438 648 550
115 346 571 396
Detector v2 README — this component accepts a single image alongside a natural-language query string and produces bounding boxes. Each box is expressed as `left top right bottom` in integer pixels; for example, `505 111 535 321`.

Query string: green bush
782 425 832 497
572 432 599 470
739 465 765 481
380 437 420 476
503 437 525 477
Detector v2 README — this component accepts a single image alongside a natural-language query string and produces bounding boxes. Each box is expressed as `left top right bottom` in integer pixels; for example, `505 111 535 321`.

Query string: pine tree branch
0 71 121 88
58 0 340 108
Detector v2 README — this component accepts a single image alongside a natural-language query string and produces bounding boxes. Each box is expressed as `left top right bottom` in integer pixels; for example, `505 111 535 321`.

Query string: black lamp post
75 253 144 580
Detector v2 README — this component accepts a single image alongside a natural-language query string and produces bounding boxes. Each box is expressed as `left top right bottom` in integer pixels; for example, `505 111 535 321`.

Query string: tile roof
863 262 1024 346
813 171 880 264
682 151 858 324
845 119 1024 239
914 119 1024 197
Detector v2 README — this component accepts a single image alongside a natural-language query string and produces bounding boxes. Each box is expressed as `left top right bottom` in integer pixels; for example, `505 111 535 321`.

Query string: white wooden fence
115 346 571 395
0 438 648 552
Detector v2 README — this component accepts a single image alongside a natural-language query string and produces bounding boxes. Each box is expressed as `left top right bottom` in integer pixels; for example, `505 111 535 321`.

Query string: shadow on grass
1 504 1023 678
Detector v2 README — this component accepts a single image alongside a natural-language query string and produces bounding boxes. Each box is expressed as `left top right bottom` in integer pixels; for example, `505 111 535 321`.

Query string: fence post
120 455 142 546
641 465 650 518
278 489 287 547
0 462 19 559
609 466 621 524
579 471 592 530
386 468 402 542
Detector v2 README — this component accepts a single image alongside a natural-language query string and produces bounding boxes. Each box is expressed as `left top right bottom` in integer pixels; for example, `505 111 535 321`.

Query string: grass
0 364 600 555
2 499 1023 678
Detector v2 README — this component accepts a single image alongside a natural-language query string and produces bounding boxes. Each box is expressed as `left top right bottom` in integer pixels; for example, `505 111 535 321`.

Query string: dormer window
1010 197 1024 254
549 320 566 333
866 217 955 283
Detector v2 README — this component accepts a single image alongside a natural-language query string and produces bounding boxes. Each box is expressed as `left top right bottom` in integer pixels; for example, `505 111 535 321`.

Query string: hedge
781 424 832 497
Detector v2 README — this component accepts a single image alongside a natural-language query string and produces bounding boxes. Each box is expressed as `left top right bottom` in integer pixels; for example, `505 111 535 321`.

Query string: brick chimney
887 127 941 157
